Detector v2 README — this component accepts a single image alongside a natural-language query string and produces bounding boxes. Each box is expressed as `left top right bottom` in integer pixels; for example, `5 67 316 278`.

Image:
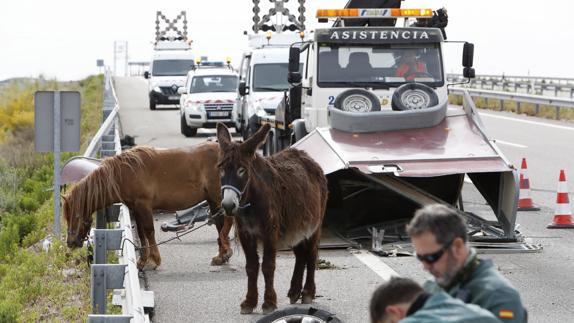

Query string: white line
352 250 399 281
480 112 574 132
493 140 528 148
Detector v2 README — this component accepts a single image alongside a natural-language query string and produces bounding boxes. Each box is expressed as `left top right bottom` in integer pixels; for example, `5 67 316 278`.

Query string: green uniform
400 291 501 323
424 249 526 323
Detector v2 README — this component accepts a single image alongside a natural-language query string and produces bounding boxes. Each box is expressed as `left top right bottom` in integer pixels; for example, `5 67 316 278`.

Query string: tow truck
144 11 195 110
232 0 307 139
258 0 534 249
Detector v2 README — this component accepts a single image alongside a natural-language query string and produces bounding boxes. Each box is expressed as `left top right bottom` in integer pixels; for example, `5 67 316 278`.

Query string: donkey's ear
216 123 232 149
242 124 271 156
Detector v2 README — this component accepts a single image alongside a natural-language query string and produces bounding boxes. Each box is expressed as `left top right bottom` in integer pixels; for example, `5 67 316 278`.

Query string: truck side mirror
238 81 248 96
288 47 300 73
462 42 474 68
463 67 475 79
144 71 150 79
288 72 302 84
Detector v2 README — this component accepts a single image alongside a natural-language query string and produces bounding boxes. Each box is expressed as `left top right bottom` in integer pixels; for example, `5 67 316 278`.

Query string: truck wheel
391 83 438 111
244 114 260 140
334 89 381 113
180 115 197 137
149 100 157 110
256 306 342 323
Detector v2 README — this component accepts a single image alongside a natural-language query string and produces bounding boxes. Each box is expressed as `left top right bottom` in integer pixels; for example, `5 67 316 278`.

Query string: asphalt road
115 76 574 323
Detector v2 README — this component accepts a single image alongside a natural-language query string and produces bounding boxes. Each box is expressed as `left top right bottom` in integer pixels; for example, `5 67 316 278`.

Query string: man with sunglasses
406 204 526 323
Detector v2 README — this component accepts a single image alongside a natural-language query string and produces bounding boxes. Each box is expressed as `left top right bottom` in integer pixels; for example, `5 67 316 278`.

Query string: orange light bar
317 8 433 18
317 9 359 17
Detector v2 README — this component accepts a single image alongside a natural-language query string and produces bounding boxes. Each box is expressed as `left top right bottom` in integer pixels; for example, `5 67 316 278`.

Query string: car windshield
252 63 302 92
152 60 195 76
317 43 443 87
190 75 238 93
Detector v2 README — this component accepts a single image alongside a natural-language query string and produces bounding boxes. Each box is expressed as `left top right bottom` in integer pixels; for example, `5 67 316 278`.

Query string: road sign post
35 91 81 238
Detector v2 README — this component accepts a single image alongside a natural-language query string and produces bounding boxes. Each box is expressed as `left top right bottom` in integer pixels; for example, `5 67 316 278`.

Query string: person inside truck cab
395 49 428 81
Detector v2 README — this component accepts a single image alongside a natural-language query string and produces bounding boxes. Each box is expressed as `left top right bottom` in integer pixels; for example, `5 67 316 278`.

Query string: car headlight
153 86 162 93
185 101 203 111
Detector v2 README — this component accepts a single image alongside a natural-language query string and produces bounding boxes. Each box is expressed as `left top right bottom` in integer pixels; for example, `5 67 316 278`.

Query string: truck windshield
252 63 302 92
317 44 443 87
152 60 195 76
190 75 239 93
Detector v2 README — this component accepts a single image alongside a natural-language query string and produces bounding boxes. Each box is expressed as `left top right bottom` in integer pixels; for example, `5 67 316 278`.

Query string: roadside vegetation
0 75 102 322
448 94 574 121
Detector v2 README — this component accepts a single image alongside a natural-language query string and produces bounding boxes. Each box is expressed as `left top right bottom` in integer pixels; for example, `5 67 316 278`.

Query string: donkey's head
216 123 271 215
62 194 92 248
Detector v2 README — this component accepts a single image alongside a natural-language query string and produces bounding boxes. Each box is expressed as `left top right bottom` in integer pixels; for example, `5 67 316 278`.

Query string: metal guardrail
447 74 574 98
449 87 574 119
79 68 151 323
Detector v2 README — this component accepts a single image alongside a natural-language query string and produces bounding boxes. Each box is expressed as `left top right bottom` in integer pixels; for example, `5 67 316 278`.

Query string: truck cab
233 33 306 139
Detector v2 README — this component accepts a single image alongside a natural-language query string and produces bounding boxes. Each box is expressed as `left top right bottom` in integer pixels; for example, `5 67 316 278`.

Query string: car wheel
391 83 438 111
256 306 342 323
149 100 156 110
180 115 197 137
334 89 381 113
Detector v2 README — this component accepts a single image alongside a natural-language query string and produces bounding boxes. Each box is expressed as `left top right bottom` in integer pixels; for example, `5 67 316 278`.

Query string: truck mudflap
292 108 520 241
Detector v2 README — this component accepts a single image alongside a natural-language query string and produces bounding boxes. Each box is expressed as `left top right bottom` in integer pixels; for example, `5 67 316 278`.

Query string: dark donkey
216 123 328 314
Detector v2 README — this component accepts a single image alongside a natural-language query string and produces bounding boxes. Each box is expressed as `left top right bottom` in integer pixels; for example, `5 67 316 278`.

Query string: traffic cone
518 158 539 211
547 170 574 229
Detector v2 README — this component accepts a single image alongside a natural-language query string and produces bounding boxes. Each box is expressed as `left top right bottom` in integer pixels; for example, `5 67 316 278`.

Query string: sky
1 0 573 81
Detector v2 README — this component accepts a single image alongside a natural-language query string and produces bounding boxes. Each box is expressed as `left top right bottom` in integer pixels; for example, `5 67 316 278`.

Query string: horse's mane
65 146 157 220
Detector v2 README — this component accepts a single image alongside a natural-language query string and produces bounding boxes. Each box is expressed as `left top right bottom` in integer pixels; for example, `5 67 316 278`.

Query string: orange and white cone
518 158 539 211
547 170 574 229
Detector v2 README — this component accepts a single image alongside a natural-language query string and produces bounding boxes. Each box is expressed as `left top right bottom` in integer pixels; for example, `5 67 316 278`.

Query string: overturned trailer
259 1 523 244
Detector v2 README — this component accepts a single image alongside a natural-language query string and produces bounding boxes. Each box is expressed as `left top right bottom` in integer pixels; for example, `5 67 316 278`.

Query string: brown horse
62 141 234 269
216 123 328 314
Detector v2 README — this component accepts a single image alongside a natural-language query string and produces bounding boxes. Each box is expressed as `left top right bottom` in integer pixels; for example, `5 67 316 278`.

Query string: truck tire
149 99 157 111
180 115 197 137
391 83 438 111
334 89 381 112
244 114 260 140
256 306 342 323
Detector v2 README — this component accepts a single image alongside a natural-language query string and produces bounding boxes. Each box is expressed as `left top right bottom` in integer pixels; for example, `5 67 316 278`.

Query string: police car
178 61 239 137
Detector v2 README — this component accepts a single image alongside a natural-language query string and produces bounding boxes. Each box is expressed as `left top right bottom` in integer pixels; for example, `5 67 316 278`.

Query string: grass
0 74 105 322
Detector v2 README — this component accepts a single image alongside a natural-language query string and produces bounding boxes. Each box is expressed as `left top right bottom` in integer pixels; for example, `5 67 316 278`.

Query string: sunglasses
415 239 454 264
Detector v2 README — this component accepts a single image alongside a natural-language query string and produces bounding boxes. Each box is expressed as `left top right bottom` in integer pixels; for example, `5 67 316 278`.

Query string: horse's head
62 194 92 248
216 123 270 215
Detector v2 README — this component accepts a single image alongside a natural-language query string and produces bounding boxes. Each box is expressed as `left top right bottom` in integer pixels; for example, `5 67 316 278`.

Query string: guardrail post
96 210 106 229
517 101 521 114
499 99 504 111
94 229 123 264
91 264 127 314
535 104 540 114
555 106 560 120
106 204 121 222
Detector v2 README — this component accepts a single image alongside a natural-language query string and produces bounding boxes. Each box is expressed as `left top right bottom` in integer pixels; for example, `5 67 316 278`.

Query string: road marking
480 112 574 132
352 250 399 281
494 140 528 148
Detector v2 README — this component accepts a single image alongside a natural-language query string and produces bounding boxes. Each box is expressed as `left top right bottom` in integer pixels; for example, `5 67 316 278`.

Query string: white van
144 41 195 110
233 33 305 139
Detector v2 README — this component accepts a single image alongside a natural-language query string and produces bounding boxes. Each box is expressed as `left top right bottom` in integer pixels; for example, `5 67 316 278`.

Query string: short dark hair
370 277 423 323
406 204 468 245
